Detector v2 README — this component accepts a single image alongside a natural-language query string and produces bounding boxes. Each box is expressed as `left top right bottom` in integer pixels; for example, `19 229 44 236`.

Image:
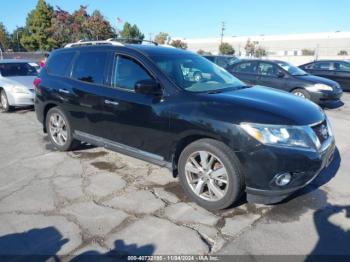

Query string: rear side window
204 56 215 62
46 52 75 77
314 62 332 70
232 62 258 74
72 51 109 84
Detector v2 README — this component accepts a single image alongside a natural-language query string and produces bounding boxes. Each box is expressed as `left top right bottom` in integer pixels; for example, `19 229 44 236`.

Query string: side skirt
73 130 172 169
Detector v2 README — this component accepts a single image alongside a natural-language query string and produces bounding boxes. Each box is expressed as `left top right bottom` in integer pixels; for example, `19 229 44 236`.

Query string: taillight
33 78 41 88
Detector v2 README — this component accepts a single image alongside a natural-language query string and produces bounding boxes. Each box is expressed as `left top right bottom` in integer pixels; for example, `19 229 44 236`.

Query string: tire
46 107 80 151
292 88 310 100
0 90 13 112
178 138 244 210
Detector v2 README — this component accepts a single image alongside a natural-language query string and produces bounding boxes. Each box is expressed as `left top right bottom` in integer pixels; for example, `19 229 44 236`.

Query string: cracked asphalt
0 94 349 260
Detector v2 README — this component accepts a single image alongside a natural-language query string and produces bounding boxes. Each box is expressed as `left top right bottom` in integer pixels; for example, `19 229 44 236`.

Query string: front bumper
239 137 336 204
7 90 35 107
309 89 343 104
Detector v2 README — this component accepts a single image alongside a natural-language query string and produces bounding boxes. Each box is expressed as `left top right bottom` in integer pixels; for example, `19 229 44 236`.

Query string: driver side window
111 55 153 91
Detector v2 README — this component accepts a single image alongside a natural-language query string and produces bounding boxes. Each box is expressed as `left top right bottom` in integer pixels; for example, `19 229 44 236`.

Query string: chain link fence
0 51 47 63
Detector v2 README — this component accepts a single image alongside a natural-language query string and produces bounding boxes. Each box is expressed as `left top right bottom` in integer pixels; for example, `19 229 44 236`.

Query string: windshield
277 61 308 76
0 63 38 77
150 54 245 92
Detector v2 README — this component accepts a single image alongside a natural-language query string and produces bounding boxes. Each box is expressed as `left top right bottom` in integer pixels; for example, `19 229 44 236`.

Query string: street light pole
220 21 226 46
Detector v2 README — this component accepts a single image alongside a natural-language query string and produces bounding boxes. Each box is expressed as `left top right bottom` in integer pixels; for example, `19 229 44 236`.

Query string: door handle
58 89 70 94
104 100 119 106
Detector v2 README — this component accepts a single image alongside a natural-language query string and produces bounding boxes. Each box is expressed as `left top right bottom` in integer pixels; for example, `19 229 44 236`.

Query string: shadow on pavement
322 100 344 110
0 226 155 262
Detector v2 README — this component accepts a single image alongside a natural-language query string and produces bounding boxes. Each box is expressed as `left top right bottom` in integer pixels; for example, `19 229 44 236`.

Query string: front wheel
46 107 80 151
0 90 13 112
178 139 244 210
292 88 310 100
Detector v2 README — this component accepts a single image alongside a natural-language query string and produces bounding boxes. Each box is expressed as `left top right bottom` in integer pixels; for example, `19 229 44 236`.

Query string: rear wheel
292 88 310 100
0 90 13 112
46 107 80 151
178 139 244 210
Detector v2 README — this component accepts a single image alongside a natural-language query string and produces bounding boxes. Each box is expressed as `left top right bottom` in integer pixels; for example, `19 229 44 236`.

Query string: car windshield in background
151 54 245 92
0 63 38 77
277 61 308 76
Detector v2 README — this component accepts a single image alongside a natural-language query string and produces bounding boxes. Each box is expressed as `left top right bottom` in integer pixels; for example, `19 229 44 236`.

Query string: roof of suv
59 44 194 57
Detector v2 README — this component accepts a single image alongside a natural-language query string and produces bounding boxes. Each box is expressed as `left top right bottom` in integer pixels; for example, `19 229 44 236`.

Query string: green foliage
154 32 169 44
197 49 212 55
338 50 348 56
170 39 188 49
0 22 11 50
245 39 267 57
119 22 145 40
11 27 26 51
48 6 115 48
302 49 315 56
21 0 54 51
219 42 235 55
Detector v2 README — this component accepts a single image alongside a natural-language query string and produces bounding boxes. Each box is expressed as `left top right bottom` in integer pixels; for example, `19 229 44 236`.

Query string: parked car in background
35 40 336 210
299 60 350 91
203 55 239 69
228 59 343 104
29 62 41 73
0 59 37 111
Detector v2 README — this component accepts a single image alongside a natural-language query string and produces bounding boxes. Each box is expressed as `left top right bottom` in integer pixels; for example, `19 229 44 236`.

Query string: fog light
275 173 292 186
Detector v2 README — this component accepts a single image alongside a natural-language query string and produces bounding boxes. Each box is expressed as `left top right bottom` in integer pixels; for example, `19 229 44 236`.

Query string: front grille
312 120 329 144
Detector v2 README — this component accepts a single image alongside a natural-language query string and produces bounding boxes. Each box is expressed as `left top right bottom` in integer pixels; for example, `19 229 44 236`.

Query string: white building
180 31 350 57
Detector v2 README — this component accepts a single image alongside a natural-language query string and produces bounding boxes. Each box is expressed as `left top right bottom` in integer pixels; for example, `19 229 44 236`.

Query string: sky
0 0 349 39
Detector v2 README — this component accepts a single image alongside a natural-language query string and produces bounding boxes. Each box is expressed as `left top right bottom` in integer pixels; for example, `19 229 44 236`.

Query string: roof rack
64 39 124 48
64 38 158 48
106 38 158 46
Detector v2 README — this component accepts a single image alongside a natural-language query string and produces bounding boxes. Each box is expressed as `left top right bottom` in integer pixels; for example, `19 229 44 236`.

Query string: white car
0 60 37 112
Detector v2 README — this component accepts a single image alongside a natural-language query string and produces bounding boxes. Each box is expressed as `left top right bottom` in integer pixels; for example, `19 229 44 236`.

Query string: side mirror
277 72 285 78
134 79 162 96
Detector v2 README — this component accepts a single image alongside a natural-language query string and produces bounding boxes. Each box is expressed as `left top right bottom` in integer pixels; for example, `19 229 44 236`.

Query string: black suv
228 59 343 104
35 41 336 210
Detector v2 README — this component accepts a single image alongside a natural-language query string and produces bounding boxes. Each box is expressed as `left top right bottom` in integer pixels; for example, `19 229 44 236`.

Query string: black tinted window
258 62 277 76
314 62 332 70
72 51 109 84
0 63 37 77
46 52 75 77
334 62 350 72
112 55 153 91
204 56 215 62
233 62 258 74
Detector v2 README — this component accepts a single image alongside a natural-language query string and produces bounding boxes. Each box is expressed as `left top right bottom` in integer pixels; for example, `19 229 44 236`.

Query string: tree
245 39 258 57
85 10 115 41
197 49 212 55
219 42 235 55
119 22 144 40
302 49 315 56
154 32 169 44
254 47 267 58
0 22 11 51
170 39 187 49
21 0 54 51
338 50 348 56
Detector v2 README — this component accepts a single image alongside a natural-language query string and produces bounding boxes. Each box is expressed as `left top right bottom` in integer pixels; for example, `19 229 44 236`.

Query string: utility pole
220 22 226 46
149 33 153 41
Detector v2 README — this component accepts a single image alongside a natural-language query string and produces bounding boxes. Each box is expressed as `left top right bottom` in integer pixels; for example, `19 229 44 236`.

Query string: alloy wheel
1 93 7 109
49 113 68 146
294 91 306 98
185 151 229 201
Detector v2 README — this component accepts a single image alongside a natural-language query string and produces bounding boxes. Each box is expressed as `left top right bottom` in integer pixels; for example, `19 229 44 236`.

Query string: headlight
9 85 29 94
241 123 321 150
306 84 333 92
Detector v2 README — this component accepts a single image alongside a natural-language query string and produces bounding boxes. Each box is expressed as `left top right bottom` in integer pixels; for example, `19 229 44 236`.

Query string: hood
3 76 36 90
203 86 325 126
295 74 339 87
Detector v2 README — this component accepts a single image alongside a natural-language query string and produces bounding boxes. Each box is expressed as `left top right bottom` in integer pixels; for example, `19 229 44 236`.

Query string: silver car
0 60 37 112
